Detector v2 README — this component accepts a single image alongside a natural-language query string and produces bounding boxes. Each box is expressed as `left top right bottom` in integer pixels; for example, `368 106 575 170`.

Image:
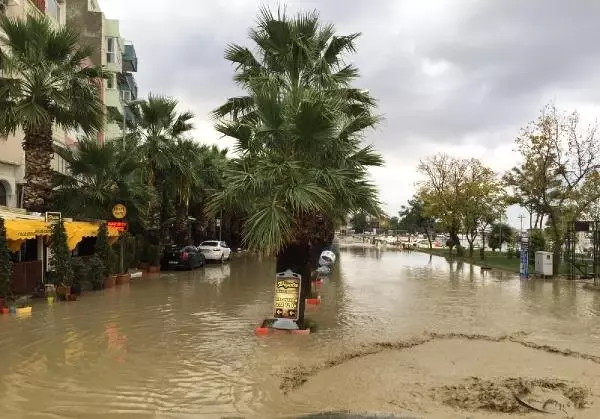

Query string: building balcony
117 72 138 100
122 43 137 72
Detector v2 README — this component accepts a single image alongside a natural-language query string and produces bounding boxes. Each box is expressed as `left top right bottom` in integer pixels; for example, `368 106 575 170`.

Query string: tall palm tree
127 95 194 243
166 142 228 246
0 15 104 212
210 8 382 325
52 139 152 224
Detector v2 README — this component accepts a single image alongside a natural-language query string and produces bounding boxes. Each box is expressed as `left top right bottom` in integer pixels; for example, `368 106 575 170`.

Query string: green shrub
148 245 161 266
95 223 117 276
71 257 89 287
88 255 105 290
50 220 74 287
0 217 14 302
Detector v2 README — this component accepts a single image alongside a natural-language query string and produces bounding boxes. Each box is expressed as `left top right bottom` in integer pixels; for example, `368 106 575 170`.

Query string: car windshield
200 241 219 247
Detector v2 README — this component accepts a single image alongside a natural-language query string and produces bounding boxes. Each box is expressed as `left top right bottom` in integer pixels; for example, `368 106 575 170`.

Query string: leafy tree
389 216 400 233
95 223 116 277
126 95 195 243
49 220 74 287
350 212 368 233
52 138 153 224
209 8 382 323
507 104 600 273
398 195 436 248
488 222 515 252
528 229 547 260
0 217 13 303
0 15 104 212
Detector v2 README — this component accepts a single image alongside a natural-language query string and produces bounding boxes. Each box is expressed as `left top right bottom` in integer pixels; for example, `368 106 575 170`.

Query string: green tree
389 216 400 233
209 8 382 323
350 212 368 233
127 95 195 243
0 15 104 212
507 104 600 273
49 220 74 287
488 222 515 252
0 218 13 303
398 195 436 247
95 223 116 277
52 138 153 224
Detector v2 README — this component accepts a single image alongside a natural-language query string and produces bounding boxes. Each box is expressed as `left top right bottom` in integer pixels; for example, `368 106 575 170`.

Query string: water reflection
0 250 599 417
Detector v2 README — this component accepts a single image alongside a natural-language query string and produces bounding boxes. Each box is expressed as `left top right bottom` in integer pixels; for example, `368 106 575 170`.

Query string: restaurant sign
108 221 128 232
45 212 61 224
273 270 302 320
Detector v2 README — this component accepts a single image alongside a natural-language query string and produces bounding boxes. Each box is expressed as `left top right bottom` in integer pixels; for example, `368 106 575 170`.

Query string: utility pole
518 214 525 233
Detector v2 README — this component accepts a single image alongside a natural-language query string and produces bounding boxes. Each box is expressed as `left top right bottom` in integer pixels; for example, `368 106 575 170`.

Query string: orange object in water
305 297 321 305
255 327 270 335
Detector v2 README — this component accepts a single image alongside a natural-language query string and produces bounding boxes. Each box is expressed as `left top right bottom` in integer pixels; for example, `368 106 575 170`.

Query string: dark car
161 245 205 270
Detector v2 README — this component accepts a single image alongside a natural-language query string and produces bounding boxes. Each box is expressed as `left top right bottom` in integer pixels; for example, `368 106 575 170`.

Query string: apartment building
0 0 71 208
67 0 139 143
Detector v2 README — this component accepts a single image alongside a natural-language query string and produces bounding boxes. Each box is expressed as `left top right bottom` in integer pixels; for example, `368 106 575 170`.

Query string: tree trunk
22 124 54 212
172 201 190 246
276 242 311 327
425 229 433 249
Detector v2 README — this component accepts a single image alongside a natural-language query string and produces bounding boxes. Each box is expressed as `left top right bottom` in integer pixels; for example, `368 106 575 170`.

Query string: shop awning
5 219 52 252
64 221 120 251
4 219 120 252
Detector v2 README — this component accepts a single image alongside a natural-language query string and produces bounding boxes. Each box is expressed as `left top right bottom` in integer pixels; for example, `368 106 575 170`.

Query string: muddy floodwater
2 248 600 418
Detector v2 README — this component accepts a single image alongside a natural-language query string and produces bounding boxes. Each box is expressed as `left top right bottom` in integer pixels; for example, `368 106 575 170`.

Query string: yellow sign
273 271 301 320
112 204 127 219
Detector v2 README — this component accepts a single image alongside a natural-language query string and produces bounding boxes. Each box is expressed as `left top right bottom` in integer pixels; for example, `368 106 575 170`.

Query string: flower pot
103 276 116 289
56 286 71 301
0 307 8 315
16 306 32 315
71 283 83 296
66 294 77 301
116 273 131 285
148 265 161 273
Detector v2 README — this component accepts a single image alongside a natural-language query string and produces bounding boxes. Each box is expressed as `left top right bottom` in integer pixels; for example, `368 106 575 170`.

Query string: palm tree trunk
172 201 190 246
22 124 54 212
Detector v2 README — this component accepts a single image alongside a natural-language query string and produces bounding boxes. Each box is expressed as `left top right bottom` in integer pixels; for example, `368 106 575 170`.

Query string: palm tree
166 142 228 246
210 8 382 325
127 95 194 243
0 15 104 212
52 138 153 224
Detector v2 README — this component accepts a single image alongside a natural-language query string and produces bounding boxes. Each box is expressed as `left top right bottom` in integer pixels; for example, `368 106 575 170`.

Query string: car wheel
220 254 225 263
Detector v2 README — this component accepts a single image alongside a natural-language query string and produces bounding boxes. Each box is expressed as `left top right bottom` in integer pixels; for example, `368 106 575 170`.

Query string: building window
106 37 118 63
48 0 61 23
107 74 115 89
0 182 6 206
121 89 131 102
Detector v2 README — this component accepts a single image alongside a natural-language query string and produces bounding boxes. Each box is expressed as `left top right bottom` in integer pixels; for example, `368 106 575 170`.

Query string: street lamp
122 98 144 151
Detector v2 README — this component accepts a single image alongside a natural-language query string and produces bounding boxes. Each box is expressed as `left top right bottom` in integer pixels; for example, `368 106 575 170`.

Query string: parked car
197 241 231 262
161 245 205 270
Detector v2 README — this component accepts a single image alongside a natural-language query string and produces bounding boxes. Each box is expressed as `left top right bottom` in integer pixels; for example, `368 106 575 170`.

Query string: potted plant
50 219 74 301
70 257 88 297
147 245 161 273
137 238 149 271
95 223 117 288
116 234 133 285
88 255 105 290
0 217 14 314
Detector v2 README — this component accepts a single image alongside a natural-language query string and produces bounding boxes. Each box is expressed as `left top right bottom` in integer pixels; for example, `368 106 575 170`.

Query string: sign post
520 234 529 278
273 269 301 321
111 204 127 274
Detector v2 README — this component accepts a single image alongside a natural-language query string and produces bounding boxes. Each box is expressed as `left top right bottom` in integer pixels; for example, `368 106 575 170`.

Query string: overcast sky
98 0 600 228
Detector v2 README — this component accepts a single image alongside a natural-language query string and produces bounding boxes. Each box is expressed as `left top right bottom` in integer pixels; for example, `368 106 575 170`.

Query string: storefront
3 214 119 294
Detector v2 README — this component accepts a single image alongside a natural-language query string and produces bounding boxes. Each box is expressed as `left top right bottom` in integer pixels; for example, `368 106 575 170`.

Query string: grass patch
416 248 569 274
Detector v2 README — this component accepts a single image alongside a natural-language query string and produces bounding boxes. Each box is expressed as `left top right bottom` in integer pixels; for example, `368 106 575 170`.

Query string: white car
197 241 231 262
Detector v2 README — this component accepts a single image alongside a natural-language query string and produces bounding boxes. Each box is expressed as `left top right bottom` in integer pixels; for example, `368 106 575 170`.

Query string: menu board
273 270 301 320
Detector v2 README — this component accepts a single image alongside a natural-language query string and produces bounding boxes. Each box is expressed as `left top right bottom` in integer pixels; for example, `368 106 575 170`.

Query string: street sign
45 212 61 224
112 204 127 219
520 248 529 278
108 221 128 232
273 270 301 320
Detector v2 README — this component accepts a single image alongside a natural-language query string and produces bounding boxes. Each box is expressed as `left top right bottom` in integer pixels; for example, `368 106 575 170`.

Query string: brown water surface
1 248 600 418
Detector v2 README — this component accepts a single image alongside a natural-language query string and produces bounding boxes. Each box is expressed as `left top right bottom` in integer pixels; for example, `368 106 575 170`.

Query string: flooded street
2 248 600 418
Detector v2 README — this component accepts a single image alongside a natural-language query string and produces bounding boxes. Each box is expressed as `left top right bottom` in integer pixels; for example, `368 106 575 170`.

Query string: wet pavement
1 248 600 418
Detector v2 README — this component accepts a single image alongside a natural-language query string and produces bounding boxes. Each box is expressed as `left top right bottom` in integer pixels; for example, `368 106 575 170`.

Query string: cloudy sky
98 0 600 227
